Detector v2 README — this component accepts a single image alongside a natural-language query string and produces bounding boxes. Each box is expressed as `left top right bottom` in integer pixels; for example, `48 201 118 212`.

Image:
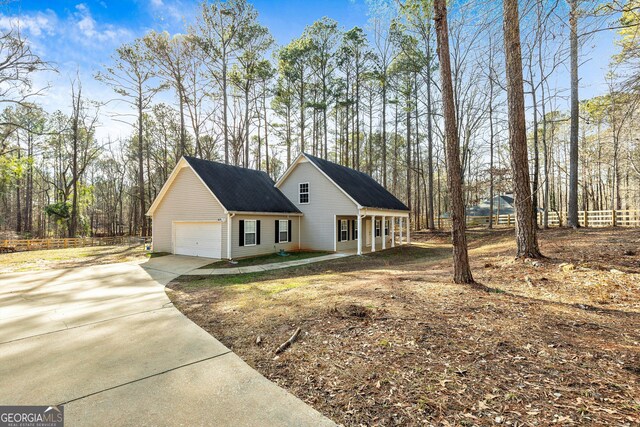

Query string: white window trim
340 219 348 241
244 219 257 247
299 182 310 204
375 220 381 237
278 219 289 243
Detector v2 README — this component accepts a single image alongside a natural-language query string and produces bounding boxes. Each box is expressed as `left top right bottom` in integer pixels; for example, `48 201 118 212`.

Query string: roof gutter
226 211 303 216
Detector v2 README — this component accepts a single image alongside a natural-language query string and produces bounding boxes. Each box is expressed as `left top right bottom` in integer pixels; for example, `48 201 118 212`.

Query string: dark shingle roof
184 156 301 213
304 153 409 211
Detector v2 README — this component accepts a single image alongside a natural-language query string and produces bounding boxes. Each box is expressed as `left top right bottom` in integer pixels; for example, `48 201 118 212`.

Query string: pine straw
168 228 640 426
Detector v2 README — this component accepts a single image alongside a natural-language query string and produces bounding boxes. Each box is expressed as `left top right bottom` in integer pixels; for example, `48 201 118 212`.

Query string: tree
67 78 100 237
229 21 274 168
568 0 580 228
143 31 195 157
434 0 474 284
192 0 257 164
96 39 167 236
277 36 313 156
306 18 340 159
502 0 543 258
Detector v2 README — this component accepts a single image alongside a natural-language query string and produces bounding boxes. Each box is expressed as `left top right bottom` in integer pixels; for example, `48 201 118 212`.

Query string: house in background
466 194 518 217
147 153 410 259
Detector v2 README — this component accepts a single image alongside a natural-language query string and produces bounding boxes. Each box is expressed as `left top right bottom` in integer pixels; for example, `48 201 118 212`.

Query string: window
340 220 348 242
353 220 358 240
279 219 288 243
375 220 381 237
385 220 389 236
244 220 256 246
299 183 309 204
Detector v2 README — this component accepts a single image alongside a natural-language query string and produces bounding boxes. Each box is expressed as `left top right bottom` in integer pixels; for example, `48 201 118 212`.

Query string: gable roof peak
301 152 409 211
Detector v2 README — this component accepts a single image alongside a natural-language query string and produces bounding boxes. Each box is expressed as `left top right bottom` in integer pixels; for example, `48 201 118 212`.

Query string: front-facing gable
276 153 409 212
147 156 301 216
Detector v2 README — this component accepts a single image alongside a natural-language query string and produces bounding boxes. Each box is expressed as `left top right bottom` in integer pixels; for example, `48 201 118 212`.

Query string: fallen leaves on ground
169 227 640 426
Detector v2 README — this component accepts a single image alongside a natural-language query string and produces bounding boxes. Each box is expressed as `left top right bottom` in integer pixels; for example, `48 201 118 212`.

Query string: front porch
334 210 410 255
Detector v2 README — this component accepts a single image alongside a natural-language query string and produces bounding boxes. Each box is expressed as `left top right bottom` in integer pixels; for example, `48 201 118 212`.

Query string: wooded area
1 0 639 247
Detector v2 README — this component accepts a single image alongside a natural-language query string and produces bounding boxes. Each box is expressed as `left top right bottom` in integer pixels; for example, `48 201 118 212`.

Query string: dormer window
299 183 309 204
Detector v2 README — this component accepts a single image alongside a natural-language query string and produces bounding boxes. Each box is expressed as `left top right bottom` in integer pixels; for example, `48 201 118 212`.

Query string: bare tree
503 0 543 258
96 40 167 236
434 0 474 284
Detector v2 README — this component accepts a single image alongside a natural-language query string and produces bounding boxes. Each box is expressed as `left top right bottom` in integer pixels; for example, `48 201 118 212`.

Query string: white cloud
72 3 131 43
0 9 58 37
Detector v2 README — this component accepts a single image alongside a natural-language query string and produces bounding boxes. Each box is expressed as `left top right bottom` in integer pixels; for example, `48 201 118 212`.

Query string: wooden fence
437 209 640 229
0 236 146 253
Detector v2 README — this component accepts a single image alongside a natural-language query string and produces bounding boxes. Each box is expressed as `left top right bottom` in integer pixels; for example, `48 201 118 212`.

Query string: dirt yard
168 228 640 426
0 245 147 273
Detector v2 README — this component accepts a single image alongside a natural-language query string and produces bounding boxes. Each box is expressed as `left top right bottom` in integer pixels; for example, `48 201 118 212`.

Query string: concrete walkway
0 255 334 426
183 252 350 276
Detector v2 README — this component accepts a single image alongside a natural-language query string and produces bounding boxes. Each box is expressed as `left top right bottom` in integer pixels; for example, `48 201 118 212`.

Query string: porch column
357 212 362 256
227 213 233 260
381 216 386 250
371 215 376 253
407 216 411 244
391 216 396 248
399 217 403 245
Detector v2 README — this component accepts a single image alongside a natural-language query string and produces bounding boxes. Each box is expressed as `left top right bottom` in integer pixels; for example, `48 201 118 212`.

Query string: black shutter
351 220 355 240
256 220 261 245
337 219 341 242
239 220 245 246
288 220 292 242
275 220 279 243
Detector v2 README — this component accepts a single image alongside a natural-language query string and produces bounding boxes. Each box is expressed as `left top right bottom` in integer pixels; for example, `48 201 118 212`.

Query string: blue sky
0 0 622 142
0 0 373 139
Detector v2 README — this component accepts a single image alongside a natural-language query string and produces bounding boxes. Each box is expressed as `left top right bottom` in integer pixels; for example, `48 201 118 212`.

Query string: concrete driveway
0 255 334 426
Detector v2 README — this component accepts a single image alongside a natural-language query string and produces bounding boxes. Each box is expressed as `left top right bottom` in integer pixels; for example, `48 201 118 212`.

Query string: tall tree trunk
382 77 387 187
503 0 542 258
223 58 229 164
531 82 540 228
406 85 412 219
244 85 250 168
434 0 474 284
488 64 495 229
300 71 305 153
567 0 580 227
138 92 147 237
426 37 435 230
69 83 81 238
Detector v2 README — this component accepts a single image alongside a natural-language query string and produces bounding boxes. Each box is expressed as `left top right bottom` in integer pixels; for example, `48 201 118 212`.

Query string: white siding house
148 153 410 259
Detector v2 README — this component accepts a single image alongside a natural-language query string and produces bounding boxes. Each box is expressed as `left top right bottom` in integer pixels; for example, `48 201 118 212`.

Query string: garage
173 222 221 258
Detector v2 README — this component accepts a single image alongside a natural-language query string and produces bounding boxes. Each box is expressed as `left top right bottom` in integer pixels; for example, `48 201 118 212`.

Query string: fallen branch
275 327 302 354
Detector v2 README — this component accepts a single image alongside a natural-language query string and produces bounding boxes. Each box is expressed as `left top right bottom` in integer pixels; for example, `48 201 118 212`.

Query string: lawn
0 245 148 273
168 227 640 426
202 250 330 269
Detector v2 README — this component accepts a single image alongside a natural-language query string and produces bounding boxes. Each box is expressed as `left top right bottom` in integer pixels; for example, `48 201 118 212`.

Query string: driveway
0 255 334 426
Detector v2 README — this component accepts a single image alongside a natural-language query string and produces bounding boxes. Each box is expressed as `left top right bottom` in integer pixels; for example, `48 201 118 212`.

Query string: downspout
227 212 235 260
298 216 301 250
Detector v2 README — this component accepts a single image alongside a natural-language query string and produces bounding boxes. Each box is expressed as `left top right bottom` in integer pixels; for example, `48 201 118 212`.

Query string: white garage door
174 222 221 258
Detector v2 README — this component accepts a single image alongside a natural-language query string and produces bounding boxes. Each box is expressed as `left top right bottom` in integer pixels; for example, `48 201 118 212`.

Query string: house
147 153 410 259
466 194 519 217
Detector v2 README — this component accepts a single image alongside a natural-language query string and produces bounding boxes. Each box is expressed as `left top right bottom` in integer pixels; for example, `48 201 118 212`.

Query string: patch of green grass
172 244 447 291
203 250 330 269
147 252 171 258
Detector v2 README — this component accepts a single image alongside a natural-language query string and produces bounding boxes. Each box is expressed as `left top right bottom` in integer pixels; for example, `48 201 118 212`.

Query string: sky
0 0 623 143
